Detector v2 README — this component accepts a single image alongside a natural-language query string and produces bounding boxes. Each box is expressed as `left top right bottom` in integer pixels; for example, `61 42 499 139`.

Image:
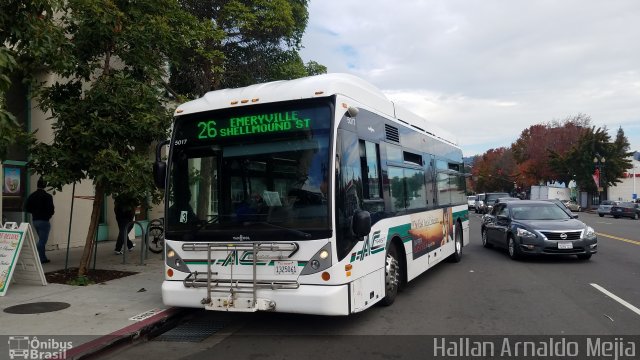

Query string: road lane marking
596 232 640 246
590 283 640 317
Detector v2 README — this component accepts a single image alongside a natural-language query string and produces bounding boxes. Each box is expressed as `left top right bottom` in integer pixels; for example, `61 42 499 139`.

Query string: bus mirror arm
153 140 170 189
352 210 371 238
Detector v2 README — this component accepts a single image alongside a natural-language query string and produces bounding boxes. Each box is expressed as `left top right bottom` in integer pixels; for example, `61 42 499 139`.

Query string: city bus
153 73 469 315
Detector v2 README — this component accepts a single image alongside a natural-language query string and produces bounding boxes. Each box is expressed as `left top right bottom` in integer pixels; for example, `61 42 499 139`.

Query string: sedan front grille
540 231 582 240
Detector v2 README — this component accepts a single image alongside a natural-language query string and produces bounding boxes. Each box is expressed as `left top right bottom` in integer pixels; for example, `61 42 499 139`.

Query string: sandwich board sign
0 222 47 296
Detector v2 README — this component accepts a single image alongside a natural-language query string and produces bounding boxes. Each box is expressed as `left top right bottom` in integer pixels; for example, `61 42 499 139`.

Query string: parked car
481 192 510 214
597 200 619 217
610 202 640 219
467 195 476 210
495 197 520 204
563 200 581 212
481 200 597 260
541 198 576 217
474 193 485 214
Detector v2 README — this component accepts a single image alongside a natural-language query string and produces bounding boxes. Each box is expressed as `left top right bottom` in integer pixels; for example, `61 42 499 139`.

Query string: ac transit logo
7 336 72 359
350 231 385 262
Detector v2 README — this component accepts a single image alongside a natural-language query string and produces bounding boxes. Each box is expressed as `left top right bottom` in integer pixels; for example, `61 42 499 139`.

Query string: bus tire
448 222 463 263
380 244 400 306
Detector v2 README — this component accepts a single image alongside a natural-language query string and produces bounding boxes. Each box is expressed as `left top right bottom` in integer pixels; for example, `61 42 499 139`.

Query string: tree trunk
78 182 105 277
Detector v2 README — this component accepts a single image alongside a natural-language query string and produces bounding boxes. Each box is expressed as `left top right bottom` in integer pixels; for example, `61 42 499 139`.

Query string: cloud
301 0 640 157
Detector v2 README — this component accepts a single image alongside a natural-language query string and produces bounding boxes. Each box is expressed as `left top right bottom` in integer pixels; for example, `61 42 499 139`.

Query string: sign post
0 222 47 296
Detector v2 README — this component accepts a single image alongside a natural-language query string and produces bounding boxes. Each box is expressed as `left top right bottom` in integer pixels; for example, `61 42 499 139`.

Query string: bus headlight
165 244 190 273
301 243 332 275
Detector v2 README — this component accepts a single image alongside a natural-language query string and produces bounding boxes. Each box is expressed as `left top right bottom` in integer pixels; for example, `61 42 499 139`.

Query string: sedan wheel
482 229 492 248
508 237 520 260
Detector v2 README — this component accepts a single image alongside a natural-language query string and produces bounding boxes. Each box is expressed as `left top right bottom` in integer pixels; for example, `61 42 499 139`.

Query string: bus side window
359 140 385 222
336 130 364 260
360 140 382 199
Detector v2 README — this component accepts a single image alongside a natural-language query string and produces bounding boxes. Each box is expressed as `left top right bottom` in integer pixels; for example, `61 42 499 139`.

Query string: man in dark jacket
25 177 55 263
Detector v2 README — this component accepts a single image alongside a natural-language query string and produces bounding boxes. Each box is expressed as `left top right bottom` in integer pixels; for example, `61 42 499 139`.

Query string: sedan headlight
516 227 537 238
584 226 596 239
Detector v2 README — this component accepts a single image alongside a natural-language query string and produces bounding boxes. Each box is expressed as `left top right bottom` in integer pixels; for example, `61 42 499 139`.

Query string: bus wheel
449 223 462 263
380 244 400 306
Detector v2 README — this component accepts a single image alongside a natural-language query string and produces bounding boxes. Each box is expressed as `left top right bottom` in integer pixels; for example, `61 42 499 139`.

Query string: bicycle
147 217 164 254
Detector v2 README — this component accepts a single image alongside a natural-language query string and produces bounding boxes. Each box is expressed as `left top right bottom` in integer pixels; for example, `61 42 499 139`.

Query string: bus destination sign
196 111 311 140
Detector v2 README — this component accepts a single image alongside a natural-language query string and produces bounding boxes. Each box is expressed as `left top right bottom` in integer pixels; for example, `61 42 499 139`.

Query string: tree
471 147 516 193
0 0 68 160
552 126 632 194
28 0 213 281
512 114 590 187
171 0 325 98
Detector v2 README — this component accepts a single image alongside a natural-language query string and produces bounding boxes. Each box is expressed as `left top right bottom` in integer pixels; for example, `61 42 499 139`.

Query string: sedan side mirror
497 215 509 222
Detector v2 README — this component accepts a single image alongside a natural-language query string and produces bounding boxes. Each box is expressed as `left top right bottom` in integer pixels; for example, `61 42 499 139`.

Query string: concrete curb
65 307 187 359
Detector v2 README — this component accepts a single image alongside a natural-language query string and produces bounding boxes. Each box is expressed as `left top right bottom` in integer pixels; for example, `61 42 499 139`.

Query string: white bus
154 73 469 315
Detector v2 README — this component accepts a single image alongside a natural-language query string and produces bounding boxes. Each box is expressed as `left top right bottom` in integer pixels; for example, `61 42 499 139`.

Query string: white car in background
467 196 476 210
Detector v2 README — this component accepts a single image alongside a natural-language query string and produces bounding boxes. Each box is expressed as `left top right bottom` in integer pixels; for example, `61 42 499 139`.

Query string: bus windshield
166 101 333 241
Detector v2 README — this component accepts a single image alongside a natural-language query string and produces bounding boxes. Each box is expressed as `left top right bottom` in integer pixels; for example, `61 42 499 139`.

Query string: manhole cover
4 302 71 314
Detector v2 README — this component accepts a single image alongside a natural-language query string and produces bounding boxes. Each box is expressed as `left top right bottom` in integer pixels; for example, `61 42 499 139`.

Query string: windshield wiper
243 221 312 239
182 215 219 241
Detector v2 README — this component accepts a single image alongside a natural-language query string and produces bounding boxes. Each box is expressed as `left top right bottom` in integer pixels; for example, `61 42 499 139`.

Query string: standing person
25 177 55 264
114 197 136 254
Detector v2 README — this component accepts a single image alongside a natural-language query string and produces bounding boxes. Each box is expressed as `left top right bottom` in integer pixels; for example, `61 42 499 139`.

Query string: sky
299 0 640 158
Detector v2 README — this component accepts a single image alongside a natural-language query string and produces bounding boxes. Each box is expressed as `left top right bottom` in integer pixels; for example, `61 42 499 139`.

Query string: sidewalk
0 238 183 359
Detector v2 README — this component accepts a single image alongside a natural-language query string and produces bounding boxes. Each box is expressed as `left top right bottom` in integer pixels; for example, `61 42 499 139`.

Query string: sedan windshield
510 204 572 220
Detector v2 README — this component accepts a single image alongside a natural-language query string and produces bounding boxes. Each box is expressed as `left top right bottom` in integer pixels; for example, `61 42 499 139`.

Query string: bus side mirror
153 140 170 189
153 161 166 189
352 210 371 238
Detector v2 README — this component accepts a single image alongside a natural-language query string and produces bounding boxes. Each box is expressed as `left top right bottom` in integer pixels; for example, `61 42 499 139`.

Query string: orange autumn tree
511 114 591 187
471 147 517 193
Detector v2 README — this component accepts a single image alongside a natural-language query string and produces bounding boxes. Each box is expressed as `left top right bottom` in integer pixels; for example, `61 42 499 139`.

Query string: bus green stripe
387 223 412 243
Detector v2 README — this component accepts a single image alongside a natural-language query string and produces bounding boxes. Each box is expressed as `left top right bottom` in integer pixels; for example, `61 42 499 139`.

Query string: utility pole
593 154 606 204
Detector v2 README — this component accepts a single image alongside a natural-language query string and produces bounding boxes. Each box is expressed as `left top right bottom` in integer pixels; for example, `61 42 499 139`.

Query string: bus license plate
558 242 573 249
275 261 297 275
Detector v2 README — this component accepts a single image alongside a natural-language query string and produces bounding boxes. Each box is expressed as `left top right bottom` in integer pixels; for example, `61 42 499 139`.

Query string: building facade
1 74 162 250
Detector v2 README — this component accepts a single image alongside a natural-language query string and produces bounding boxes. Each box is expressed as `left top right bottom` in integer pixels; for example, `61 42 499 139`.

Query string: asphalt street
101 211 640 359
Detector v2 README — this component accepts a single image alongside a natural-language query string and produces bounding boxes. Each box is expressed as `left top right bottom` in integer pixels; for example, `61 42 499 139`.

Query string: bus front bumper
162 280 350 316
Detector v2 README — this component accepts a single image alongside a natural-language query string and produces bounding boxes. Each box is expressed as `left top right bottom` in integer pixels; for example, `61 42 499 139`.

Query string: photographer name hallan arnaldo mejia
433 336 637 359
